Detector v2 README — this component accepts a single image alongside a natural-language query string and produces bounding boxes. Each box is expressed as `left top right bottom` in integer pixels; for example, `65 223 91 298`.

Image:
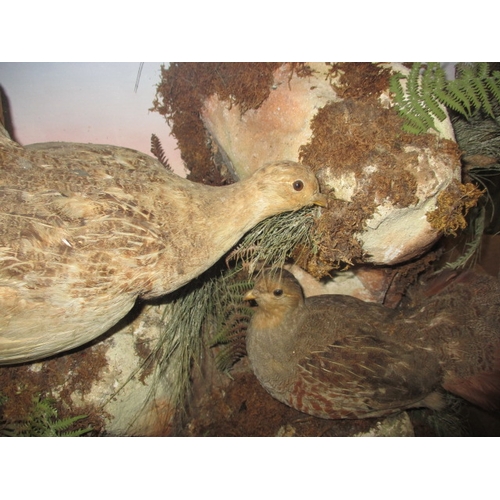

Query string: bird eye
293 180 304 191
273 289 283 297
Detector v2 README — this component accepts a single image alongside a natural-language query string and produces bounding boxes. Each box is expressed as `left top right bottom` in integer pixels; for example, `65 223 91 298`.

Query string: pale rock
354 412 415 437
201 63 337 180
69 304 175 436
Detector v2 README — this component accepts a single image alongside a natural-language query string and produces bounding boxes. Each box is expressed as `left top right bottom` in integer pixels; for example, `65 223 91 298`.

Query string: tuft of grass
226 205 319 273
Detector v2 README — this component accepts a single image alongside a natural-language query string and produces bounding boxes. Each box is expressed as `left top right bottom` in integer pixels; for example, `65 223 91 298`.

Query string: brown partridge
244 269 500 419
0 128 326 364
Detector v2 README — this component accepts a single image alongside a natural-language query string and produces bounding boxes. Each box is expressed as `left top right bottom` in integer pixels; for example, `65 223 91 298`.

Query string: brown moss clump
327 62 392 101
427 180 484 236
298 99 425 274
152 63 313 185
300 99 416 177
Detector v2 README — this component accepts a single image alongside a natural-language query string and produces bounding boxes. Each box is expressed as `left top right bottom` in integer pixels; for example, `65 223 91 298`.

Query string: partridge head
0 129 326 364
244 269 500 419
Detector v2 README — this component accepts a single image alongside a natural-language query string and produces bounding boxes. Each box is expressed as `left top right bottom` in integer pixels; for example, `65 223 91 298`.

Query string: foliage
150 133 173 172
391 63 500 271
390 62 500 135
0 394 92 437
209 268 254 372
439 87 500 271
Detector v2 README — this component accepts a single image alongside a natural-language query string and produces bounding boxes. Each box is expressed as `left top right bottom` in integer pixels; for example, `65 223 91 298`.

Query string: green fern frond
391 62 500 135
487 71 500 103
390 63 440 134
1 395 91 437
49 414 89 433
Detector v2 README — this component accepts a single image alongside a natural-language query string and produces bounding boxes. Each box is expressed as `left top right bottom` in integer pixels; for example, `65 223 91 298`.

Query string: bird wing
292 296 440 418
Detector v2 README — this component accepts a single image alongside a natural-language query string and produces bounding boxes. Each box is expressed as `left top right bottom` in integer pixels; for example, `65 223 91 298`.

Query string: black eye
293 180 304 191
273 288 283 297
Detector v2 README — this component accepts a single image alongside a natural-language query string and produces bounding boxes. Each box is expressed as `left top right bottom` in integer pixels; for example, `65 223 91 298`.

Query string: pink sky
0 62 185 175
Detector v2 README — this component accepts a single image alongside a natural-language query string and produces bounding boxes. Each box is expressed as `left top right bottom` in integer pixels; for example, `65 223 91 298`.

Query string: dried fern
391 63 500 135
150 133 173 171
0 394 91 437
209 268 254 372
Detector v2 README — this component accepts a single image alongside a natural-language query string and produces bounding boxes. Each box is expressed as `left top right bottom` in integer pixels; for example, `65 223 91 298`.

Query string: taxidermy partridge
244 269 500 419
0 125 326 364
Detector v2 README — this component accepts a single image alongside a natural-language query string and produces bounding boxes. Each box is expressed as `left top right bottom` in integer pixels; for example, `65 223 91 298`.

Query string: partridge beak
312 192 328 208
244 290 257 301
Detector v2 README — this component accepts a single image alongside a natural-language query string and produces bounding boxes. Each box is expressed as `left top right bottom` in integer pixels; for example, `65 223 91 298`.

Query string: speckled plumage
244 269 500 419
0 129 326 364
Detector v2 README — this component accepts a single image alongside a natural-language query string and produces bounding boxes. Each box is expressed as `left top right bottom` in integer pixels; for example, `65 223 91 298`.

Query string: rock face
67 303 177 436
199 63 464 270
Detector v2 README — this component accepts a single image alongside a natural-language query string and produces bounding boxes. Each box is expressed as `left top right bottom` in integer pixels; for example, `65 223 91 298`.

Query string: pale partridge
0 127 326 364
244 269 500 419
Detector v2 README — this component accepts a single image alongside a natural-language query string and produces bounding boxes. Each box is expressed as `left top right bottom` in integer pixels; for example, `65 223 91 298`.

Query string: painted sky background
0 62 185 175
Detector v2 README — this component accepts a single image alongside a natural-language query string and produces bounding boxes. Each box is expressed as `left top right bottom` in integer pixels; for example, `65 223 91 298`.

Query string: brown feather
245 269 500 419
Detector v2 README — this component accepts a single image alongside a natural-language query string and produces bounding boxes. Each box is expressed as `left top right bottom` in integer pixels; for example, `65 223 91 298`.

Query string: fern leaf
485 72 500 110
1 395 92 437
471 77 494 116
400 113 431 135
391 62 500 133
420 65 448 122
50 414 89 432
150 133 173 172
389 74 407 104
434 85 470 117
475 62 490 79
391 63 441 134
446 79 474 117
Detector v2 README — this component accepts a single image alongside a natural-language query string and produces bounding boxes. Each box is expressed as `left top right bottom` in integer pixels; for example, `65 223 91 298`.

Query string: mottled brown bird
0 128 326 364
244 269 500 419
